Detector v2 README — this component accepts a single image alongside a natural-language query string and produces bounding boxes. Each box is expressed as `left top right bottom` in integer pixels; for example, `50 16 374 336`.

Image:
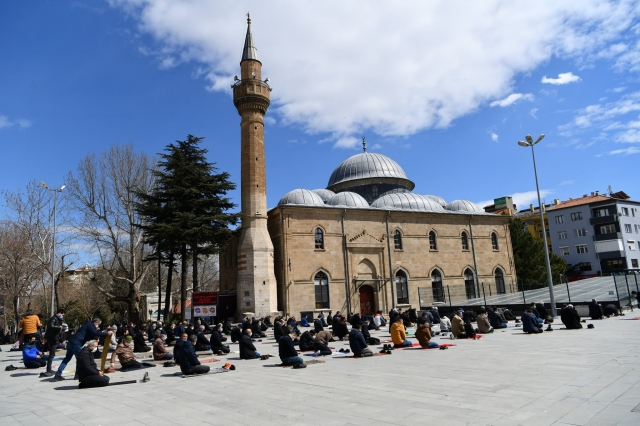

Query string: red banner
192 292 218 306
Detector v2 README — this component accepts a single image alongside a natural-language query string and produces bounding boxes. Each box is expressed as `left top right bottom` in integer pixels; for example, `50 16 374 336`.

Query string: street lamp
40 181 65 318
517 134 557 317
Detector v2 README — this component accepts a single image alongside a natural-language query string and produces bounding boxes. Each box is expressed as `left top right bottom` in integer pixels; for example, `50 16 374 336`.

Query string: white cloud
529 108 538 118
108 0 640 147
609 146 640 155
559 180 575 186
476 190 553 209
490 93 534 108
489 132 499 142
0 114 32 129
541 72 581 85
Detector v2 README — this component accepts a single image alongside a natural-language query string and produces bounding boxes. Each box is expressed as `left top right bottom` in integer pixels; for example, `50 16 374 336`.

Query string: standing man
77 340 110 389
42 308 65 377
19 310 42 341
54 317 112 381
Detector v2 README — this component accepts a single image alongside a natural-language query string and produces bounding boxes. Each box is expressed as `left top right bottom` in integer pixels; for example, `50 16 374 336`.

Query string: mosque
219 17 516 319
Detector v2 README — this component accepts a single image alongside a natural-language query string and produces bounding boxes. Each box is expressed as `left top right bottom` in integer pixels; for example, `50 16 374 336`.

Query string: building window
632 259 639 268
314 228 324 249
600 224 616 234
461 231 469 250
431 270 444 303
464 269 476 299
603 259 624 270
625 224 632 233
394 230 403 250
314 271 329 309
576 244 588 254
555 215 564 224
579 262 592 272
635 224 639 234
491 232 499 250
621 207 629 216
593 208 609 218
571 212 583 221
395 270 409 304
372 185 378 199
560 246 570 256
495 268 506 295
629 240 636 251
429 231 437 250
574 228 586 237
558 231 567 240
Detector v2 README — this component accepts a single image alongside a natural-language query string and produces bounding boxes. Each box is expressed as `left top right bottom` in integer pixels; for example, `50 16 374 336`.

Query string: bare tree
65 144 155 323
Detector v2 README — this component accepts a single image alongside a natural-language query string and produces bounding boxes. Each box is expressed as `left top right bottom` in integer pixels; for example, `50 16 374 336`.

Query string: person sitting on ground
177 335 210 376
313 330 333 356
313 318 324 333
251 319 266 338
536 303 550 321
278 332 305 367
400 310 412 327
529 303 545 326
300 317 310 327
299 329 316 351
604 304 619 317
274 318 285 341
239 329 261 359
373 311 383 330
476 310 493 334
147 322 156 342
326 310 333 326
263 315 273 328
230 323 243 343
462 309 477 324
164 323 176 346
415 318 438 349
488 307 508 329
439 315 452 333
185 323 197 338
408 308 419 324
632 291 640 307
391 316 412 347
195 325 211 351
153 331 173 361
222 320 233 335
133 329 151 353
23 335 48 368
588 299 604 320
464 317 477 339
522 308 543 334
77 340 110 388
430 307 441 324
451 310 466 339
287 317 301 335
111 336 141 370
561 304 582 329
332 316 349 340
318 311 328 328
209 324 230 355
420 311 434 326
349 323 373 357
349 313 361 327
332 311 342 326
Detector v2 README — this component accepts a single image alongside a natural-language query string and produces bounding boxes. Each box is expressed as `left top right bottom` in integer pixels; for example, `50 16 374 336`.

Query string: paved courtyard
1 315 639 426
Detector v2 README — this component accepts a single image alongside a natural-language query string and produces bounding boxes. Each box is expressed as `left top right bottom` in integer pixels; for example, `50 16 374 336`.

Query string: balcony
590 215 618 226
597 250 625 260
594 232 622 241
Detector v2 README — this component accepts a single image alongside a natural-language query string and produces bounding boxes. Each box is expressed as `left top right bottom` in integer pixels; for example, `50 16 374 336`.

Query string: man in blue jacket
489 307 508 329
54 317 112 381
278 332 305 368
348 324 373 357
177 334 210 375
522 309 543 334
23 336 48 368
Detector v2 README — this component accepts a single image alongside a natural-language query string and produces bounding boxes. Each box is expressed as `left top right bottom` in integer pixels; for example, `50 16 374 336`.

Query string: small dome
327 191 370 208
327 152 414 191
278 189 326 207
311 189 335 203
445 199 483 213
371 193 445 211
423 195 446 207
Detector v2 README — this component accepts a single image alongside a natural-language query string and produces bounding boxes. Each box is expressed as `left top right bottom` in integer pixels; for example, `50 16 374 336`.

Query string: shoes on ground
292 363 307 369
142 372 150 382
53 375 65 381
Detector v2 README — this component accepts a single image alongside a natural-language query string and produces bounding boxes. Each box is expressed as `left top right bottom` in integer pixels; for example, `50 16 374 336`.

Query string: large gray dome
371 193 445 211
327 152 414 192
327 191 369 208
423 195 446 207
445 199 483 213
278 189 325 207
311 189 335 203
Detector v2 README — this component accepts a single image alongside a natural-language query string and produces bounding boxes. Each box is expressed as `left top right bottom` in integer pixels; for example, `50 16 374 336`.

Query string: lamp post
517 134 556 317
40 181 65 318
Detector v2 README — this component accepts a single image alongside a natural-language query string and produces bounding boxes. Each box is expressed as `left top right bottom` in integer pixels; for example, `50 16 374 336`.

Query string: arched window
464 268 476 299
315 228 324 249
491 232 499 250
314 271 329 309
372 185 378 199
429 230 437 250
394 230 403 250
395 270 409 304
431 270 444 303
461 231 469 250
495 268 506 294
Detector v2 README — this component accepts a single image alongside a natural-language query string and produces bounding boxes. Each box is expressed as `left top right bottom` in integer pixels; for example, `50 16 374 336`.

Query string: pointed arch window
315 228 324 249
314 271 329 309
394 230 403 250
431 269 444 303
395 270 409 304
491 232 499 251
429 230 437 250
461 231 469 250
464 268 476 299
495 268 506 295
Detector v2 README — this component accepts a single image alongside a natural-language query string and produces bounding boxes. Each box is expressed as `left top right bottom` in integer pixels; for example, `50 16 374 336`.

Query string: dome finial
247 12 251 25
362 137 366 152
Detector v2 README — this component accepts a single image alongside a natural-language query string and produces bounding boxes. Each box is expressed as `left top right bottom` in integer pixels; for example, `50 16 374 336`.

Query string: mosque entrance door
359 285 375 316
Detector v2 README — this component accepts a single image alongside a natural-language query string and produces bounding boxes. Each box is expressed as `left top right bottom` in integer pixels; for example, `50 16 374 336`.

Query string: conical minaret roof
241 14 260 63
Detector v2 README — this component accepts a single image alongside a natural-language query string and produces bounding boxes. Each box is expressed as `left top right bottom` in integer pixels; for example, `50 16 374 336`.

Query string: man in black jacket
164 323 176 346
43 308 65 377
561 305 582 329
299 330 315 351
133 330 151 352
278 333 304 367
177 334 210 375
230 324 243 343
273 318 285 341
210 325 230 354
195 326 211 351
488 307 508 329
77 340 110 389
348 324 372 357
222 320 233 335
588 299 604 320
239 329 260 359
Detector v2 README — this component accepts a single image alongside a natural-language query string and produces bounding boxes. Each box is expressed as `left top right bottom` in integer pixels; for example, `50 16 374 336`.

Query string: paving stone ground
1 314 640 426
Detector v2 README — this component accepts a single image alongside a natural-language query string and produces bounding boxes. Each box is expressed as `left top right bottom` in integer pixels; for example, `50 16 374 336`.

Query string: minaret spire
362 137 367 152
241 13 260 63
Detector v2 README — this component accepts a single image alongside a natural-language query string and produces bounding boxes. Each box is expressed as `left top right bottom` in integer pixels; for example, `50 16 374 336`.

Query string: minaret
232 15 278 318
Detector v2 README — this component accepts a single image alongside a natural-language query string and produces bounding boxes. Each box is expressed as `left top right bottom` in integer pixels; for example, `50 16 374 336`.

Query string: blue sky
1 0 639 215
